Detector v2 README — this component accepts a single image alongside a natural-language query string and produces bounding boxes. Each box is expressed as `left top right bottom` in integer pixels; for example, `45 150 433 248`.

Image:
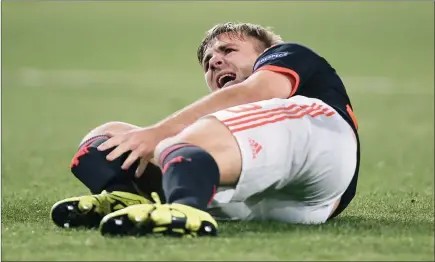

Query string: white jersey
207 96 358 224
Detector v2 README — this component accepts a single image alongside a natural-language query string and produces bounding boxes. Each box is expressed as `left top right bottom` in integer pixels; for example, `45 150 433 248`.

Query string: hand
97 126 165 172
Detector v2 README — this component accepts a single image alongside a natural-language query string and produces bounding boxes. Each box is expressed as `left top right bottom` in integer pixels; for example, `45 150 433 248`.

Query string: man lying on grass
51 22 361 237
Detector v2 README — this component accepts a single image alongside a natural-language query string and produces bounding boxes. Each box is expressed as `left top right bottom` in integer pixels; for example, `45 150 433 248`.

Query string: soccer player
51 22 360 237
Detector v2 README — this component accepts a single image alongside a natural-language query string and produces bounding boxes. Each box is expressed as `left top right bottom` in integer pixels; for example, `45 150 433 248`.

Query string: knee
154 136 181 165
153 117 240 175
153 118 242 185
94 121 139 134
153 119 214 165
80 121 139 146
153 120 211 164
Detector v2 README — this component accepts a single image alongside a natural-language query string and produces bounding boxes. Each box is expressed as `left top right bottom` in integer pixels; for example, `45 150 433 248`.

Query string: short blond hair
197 22 283 65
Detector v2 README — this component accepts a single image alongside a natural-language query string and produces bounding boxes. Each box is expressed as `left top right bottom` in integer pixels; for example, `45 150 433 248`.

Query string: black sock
72 135 139 195
159 143 220 211
104 175 138 194
133 162 165 202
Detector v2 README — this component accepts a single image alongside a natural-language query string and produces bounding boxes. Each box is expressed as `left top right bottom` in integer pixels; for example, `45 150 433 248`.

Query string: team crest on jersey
254 52 289 69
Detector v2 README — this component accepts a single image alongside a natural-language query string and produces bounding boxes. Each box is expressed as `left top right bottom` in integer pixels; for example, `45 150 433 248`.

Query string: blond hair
197 22 283 64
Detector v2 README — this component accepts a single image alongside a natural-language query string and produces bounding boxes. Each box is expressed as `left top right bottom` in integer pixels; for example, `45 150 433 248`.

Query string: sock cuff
160 144 221 210
158 143 196 166
78 135 109 150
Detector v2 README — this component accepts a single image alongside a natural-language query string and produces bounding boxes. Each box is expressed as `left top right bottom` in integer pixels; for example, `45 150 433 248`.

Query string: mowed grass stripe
3 68 434 95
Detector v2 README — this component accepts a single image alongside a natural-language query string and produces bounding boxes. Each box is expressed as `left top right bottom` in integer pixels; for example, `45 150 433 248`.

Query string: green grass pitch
1 2 434 261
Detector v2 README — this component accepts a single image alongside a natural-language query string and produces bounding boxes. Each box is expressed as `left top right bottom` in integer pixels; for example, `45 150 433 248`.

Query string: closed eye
203 47 236 71
224 48 236 54
203 57 213 72
202 54 211 71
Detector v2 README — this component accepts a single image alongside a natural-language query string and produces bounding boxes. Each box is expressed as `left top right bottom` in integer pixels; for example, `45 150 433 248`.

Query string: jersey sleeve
253 43 320 97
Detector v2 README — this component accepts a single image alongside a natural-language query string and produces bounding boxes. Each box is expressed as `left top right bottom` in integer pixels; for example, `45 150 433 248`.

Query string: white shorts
206 96 358 224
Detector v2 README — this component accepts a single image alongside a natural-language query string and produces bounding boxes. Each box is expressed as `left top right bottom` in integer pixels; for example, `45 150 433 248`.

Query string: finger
106 143 132 161
149 158 159 166
121 149 142 170
103 131 118 138
97 135 122 151
135 159 148 178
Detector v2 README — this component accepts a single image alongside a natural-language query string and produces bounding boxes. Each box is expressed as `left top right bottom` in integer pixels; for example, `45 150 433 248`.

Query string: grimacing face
202 33 264 92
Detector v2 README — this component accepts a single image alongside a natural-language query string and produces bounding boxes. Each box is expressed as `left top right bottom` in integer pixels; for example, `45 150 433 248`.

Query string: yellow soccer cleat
50 190 151 229
99 192 218 237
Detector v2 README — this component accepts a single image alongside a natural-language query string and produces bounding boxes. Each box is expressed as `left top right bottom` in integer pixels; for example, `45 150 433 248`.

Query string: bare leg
155 116 242 186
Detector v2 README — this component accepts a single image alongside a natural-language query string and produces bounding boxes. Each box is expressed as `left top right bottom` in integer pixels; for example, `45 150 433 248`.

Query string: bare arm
155 70 294 137
98 70 293 169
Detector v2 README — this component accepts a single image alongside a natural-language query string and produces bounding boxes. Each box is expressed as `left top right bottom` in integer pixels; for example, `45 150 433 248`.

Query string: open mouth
217 73 237 89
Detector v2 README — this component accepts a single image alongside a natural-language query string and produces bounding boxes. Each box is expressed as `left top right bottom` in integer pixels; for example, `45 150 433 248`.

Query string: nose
209 54 224 70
